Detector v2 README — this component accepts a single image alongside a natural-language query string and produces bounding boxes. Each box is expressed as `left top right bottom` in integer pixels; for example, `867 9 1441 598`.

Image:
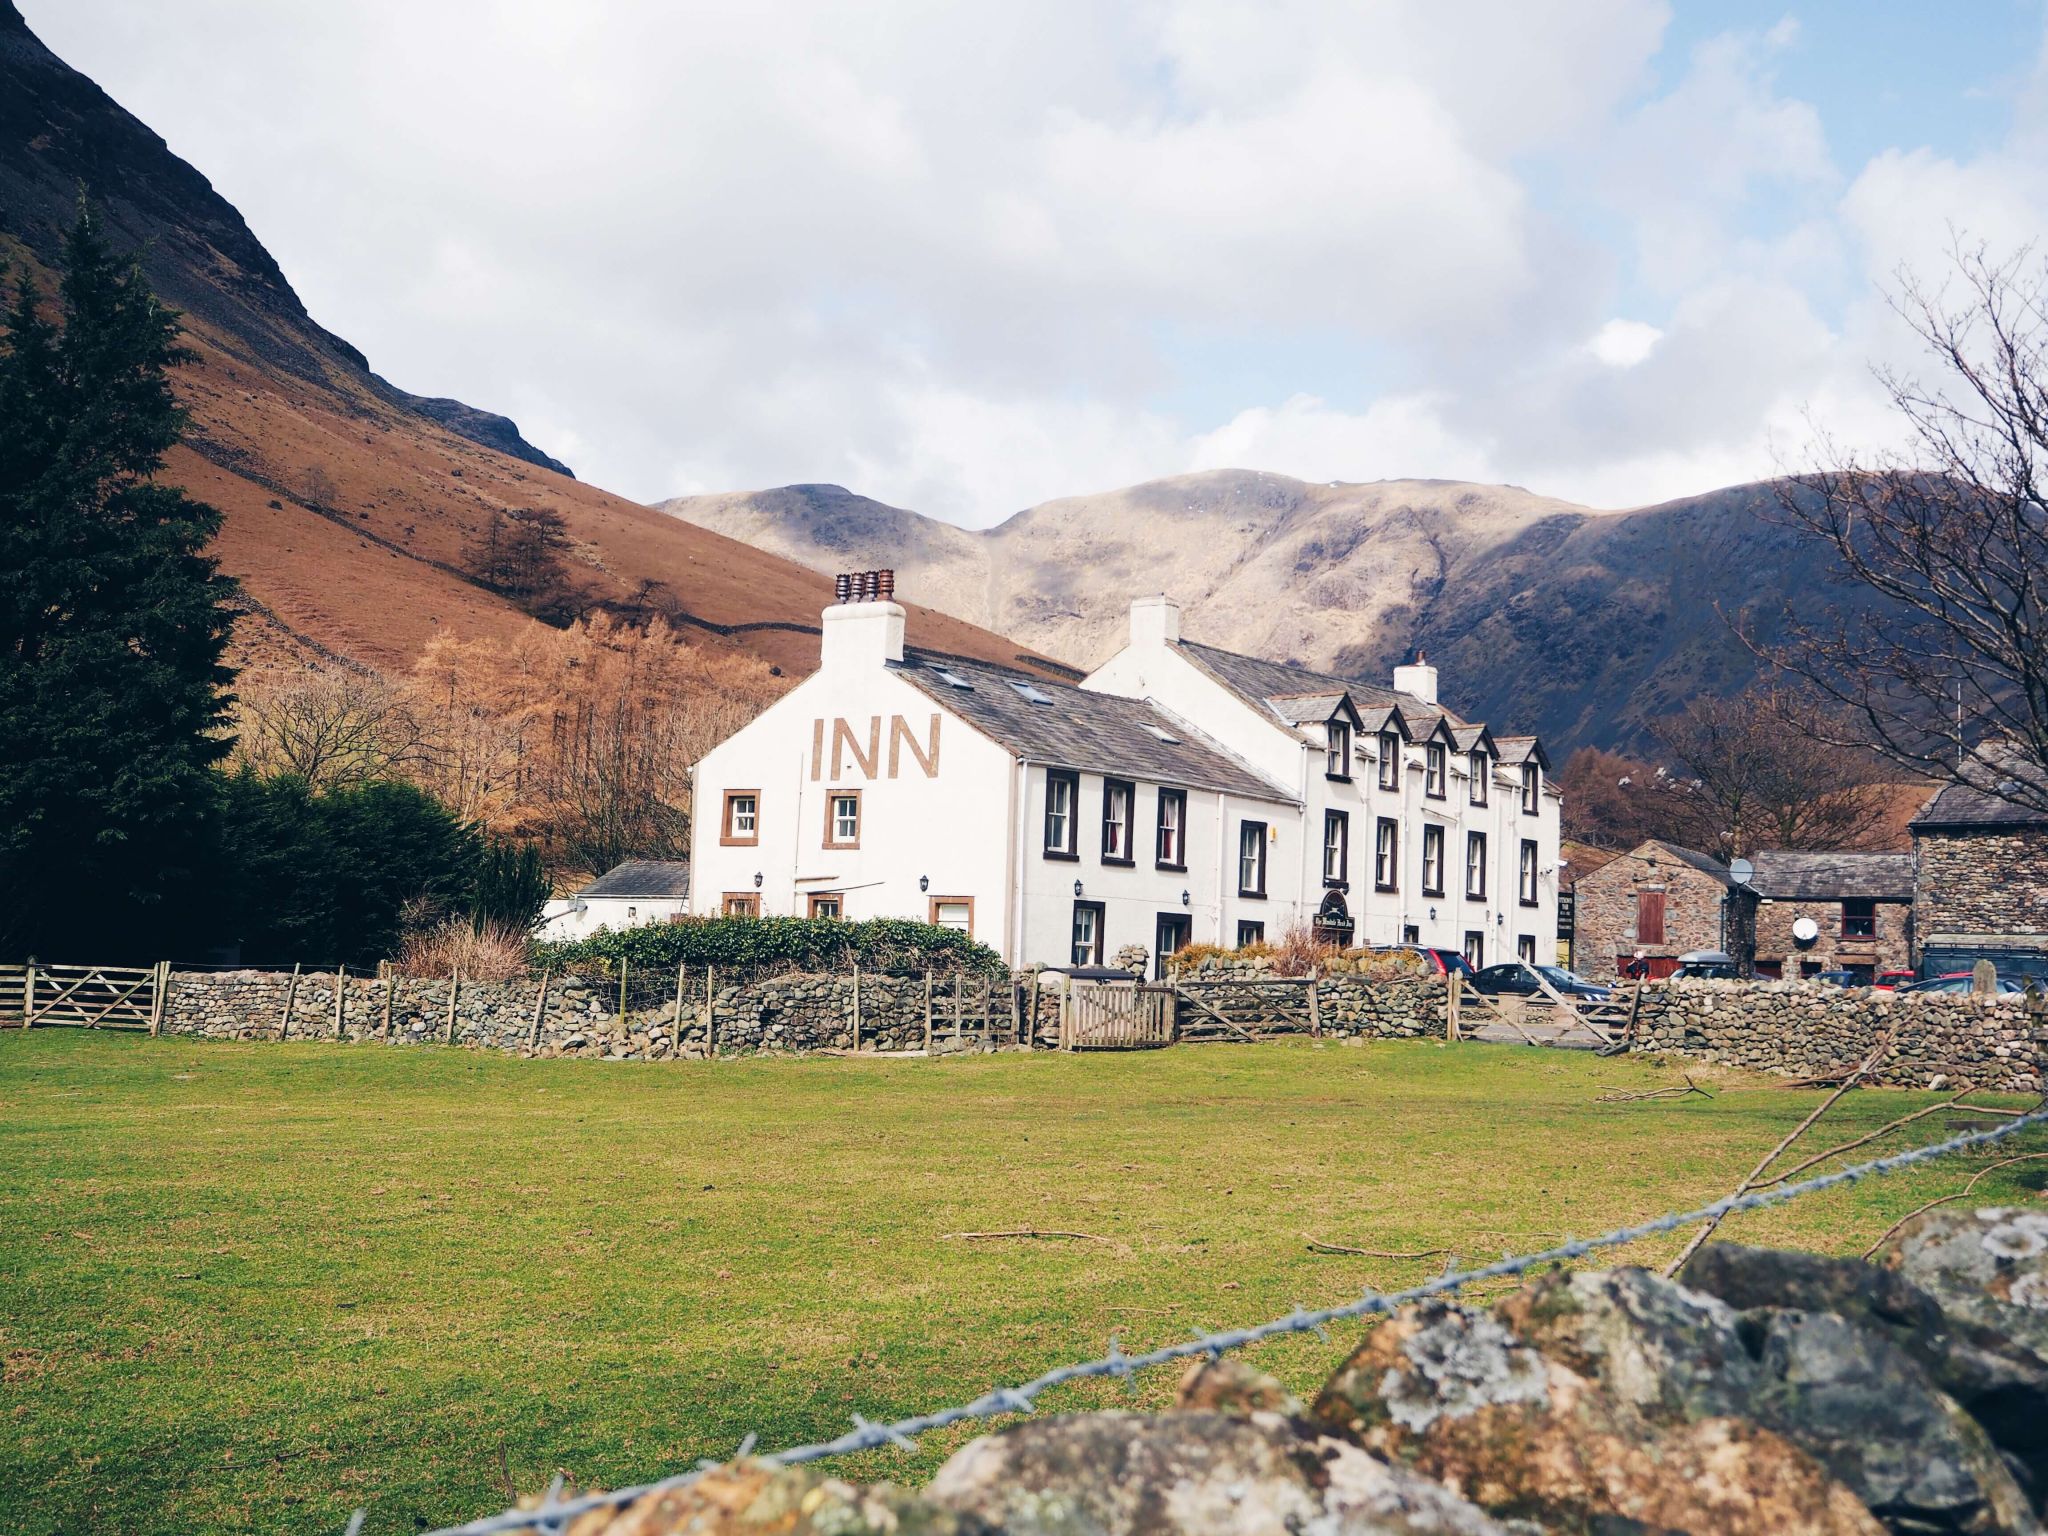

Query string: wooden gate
3 962 166 1032
1063 981 1175 1050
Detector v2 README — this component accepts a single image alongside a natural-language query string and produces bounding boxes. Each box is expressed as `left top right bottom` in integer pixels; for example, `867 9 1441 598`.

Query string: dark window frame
1841 898 1878 939
1469 750 1489 806
1519 838 1539 907
1237 819 1268 898
1100 776 1136 866
1154 912 1192 979
1043 769 1080 861
1378 730 1401 790
1374 816 1399 892
1520 763 1540 815
1070 899 1105 967
1326 719 1353 781
1465 829 1488 900
1323 809 1350 887
1235 919 1266 948
1421 823 1445 897
1463 929 1485 969
1155 787 1188 871
1425 742 1448 799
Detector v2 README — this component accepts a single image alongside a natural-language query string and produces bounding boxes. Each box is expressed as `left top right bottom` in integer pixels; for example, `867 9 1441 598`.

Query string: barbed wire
400 1100 2048 1536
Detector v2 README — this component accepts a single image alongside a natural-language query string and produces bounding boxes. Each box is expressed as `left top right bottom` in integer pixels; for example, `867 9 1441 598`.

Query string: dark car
1811 970 1866 988
1471 962 1612 1002
1900 972 2025 997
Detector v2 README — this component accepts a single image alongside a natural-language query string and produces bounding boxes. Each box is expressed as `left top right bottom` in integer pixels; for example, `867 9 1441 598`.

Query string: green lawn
1 1031 2040 1536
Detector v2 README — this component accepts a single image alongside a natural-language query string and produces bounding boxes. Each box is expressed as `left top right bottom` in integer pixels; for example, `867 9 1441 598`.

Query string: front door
1154 913 1191 979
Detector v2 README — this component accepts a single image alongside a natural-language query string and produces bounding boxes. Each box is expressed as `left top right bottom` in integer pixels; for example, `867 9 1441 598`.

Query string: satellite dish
1728 858 1754 887
1792 915 1820 946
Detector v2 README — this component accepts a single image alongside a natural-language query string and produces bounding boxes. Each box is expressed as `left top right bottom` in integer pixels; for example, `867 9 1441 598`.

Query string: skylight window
1142 724 1181 743
937 669 974 690
1009 681 1055 705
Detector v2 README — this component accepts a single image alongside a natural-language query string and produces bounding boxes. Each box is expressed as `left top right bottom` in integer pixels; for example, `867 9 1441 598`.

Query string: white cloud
1588 319 1664 367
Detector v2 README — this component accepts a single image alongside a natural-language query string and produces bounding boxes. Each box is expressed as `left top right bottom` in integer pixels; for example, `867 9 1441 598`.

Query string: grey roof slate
892 650 1295 804
578 860 691 899
1265 692 1350 726
1911 754 2048 830
1176 640 1453 726
1645 840 1736 885
1748 849 1914 901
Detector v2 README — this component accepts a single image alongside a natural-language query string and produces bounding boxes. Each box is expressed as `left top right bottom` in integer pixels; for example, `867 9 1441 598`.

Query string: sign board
1556 892 1576 939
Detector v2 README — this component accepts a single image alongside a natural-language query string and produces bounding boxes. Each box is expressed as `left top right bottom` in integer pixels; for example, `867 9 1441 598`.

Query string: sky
25 1 2048 526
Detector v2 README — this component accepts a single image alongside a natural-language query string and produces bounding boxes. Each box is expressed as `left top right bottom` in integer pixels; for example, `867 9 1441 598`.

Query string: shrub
1269 924 1337 977
397 917 531 981
533 915 1006 978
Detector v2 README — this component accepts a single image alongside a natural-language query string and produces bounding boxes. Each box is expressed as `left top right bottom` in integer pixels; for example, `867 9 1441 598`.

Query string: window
1421 824 1445 896
1156 789 1187 869
824 790 861 849
807 893 842 919
722 892 760 917
1374 817 1398 890
1401 923 1420 943
1519 839 1539 906
1636 890 1666 945
1155 913 1192 978
1326 719 1352 779
1070 901 1104 967
1469 751 1488 805
1236 920 1266 947
1521 763 1540 815
929 897 973 934
1238 820 1268 897
1101 778 1135 864
1425 743 1447 799
720 790 759 847
1465 831 1487 899
1518 934 1537 963
1043 769 1078 859
1463 930 1485 968
1841 898 1877 939
1378 730 1401 790
1010 681 1055 705
1323 810 1349 886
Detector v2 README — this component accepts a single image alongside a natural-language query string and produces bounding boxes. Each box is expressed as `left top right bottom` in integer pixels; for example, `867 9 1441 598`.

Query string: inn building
687 574 1561 975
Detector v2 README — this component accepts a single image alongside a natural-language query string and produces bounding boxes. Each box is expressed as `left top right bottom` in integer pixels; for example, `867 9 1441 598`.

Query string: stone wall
1630 977 2048 1090
1751 896 1912 979
1916 825 2048 942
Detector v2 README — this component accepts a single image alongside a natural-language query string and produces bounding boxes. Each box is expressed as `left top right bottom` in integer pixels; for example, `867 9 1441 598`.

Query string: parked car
1811 970 1867 988
1370 945 1478 981
1873 969 1916 991
1471 962 1613 1002
1900 972 2025 997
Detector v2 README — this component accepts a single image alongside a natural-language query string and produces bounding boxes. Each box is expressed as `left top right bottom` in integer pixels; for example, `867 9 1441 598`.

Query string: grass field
2 1031 2042 1536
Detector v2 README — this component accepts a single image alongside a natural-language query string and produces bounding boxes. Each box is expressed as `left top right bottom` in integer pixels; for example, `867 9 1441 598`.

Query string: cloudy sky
27 1 2048 525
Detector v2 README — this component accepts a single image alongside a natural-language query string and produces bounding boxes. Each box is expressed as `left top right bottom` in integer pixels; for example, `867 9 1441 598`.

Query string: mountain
661 470 1875 753
0 3 1064 683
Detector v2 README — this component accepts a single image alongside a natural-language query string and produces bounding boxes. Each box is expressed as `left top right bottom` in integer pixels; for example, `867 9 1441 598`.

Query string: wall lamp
1073 879 1085 899
1181 889 1190 907
753 871 763 888
919 875 930 892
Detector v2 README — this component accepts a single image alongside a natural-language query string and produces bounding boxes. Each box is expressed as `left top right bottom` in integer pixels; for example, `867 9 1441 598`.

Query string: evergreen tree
0 208 237 960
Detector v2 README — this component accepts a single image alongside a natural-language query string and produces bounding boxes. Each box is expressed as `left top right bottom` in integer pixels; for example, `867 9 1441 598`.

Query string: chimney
1393 650 1438 706
1129 594 1181 649
821 568 905 671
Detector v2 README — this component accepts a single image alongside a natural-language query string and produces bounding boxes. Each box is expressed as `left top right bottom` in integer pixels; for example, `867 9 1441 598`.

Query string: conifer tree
0 207 237 959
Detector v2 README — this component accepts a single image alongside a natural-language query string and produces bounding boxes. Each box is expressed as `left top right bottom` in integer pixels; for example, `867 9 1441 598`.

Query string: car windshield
1536 966 1583 987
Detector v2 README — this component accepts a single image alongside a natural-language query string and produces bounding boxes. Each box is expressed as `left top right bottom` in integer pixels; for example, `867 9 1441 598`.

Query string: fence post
1060 978 1072 1052
21 961 34 1029
444 969 460 1044
1447 973 1462 1043
671 961 686 1048
850 960 863 1051
617 960 628 1035
149 961 169 1036
703 964 716 1056
923 970 934 1054
333 965 347 1039
382 969 396 1041
529 967 553 1050
1308 967 1322 1038
279 962 300 1041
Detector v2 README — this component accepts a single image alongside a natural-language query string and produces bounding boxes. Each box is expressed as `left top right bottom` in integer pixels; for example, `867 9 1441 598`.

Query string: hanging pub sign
1557 892 1576 939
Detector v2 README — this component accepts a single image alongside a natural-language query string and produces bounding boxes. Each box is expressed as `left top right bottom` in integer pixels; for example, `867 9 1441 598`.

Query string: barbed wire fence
357 1100 2048 1536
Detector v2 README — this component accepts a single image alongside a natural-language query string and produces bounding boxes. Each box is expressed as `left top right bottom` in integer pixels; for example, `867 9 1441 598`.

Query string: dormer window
1425 743 1447 799
1469 751 1488 806
1521 763 1540 815
1377 731 1400 790
1326 719 1352 780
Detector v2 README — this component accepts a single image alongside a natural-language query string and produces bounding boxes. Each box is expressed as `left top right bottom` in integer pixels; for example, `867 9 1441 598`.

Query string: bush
1269 923 1336 977
534 915 1006 977
396 917 531 981
471 839 551 932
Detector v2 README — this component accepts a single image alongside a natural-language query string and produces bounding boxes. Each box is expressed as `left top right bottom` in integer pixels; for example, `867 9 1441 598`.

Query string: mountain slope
660 470 1870 753
0 2 1066 683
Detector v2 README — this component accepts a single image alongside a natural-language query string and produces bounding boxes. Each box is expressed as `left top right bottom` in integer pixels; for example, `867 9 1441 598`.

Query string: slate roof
577 860 691 899
1644 840 1736 885
1493 735 1548 768
1265 692 1352 726
1175 640 1455 727
1748 850 1914 901
1910 754 2048 830
892 651 1295 804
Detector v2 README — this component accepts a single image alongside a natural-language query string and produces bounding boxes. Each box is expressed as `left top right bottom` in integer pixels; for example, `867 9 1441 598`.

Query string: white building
534 860 691 942
688 574 1561 975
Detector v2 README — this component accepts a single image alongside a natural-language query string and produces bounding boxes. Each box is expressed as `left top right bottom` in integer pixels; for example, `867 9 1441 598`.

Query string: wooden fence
1062 981 1176 1050
1 962 168 1032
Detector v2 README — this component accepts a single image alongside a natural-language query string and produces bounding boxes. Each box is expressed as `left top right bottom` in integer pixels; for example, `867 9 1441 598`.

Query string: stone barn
1569 839 1733 978
1739 850 1913 982
1912 766 2048 983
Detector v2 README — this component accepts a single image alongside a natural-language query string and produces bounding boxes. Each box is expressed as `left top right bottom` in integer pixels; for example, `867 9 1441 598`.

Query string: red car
1873 970 1916 991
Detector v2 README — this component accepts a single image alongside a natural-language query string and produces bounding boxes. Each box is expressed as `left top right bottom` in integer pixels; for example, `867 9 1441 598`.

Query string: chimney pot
834 573 851 603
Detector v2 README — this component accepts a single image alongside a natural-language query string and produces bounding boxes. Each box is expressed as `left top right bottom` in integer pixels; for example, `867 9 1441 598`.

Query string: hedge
532 915 1007 977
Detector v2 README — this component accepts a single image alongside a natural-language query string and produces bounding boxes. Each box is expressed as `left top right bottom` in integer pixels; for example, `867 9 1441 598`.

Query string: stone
1173 1358 1300 1417
926 1410 1517 1535
551 1461 987 1536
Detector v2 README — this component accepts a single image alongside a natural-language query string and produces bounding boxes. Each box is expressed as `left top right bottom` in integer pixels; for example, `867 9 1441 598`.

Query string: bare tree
1764 241 2048 814
1650 688 1892 859
232 668 417 788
